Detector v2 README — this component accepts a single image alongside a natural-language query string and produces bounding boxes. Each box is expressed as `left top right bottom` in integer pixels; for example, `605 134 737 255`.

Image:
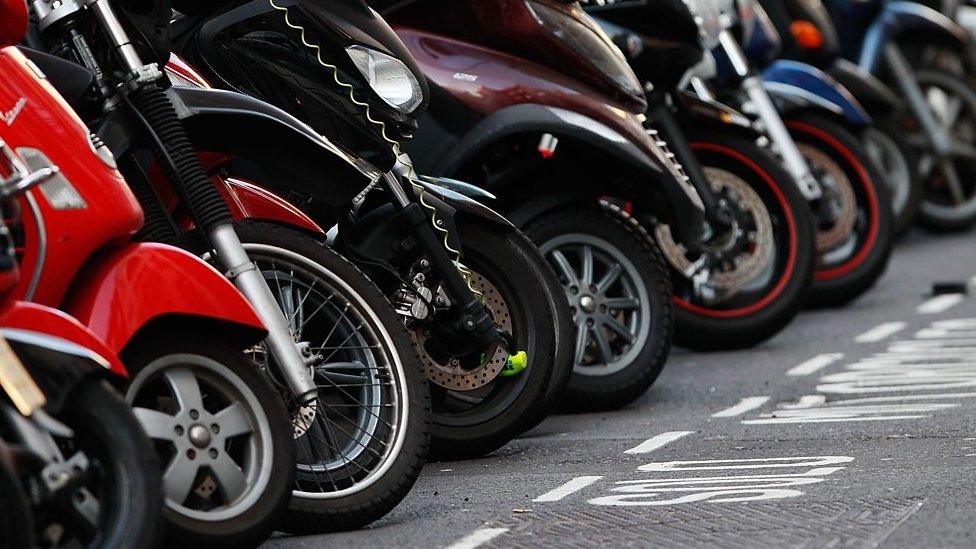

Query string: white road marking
917 294 965 314
787 353 844 376
712 396 771 418
445 528 509 549
532 476 603 502
624 431 694 454
856 321 906 343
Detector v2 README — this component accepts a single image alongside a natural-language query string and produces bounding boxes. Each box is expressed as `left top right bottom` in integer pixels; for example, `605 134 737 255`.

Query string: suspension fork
883 43 952 156
717 30 823 201
88 0 316 401
382 173 499 350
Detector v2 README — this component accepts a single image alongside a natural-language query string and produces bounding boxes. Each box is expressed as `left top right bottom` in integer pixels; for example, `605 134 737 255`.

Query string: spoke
941 160 967 204
317 374 395 431
321 371 370 385
210 455 247 501
319 322 370 365
573 323 589 365
549 249 579 286
163 368 204 415
944 95 963 128
213 402 252 439
950 141 976 161
131 407 180 442
595 263 622 293
603 315 635 343
592 326 614 365
163 455 199 504
604 296 639 311
580 245 594 285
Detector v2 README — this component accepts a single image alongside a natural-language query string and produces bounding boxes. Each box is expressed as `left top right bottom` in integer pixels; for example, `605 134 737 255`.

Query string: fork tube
884 43 951 155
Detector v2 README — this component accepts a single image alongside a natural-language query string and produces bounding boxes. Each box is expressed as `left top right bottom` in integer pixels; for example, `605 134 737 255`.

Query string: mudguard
675 90 761 138
0 302 125 378
428 103 706 241
168 85 383 207
858 1 971 73
762 60 872 126
416 178 513 229
63 243 266 354
220 176 324 234
828 58 904 114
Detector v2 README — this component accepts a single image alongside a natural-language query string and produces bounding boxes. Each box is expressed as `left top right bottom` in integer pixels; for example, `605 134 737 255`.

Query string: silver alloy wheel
127 354 273 522
918 77 976 221
243 243 409 500
539 234 650 376
862 127 911 218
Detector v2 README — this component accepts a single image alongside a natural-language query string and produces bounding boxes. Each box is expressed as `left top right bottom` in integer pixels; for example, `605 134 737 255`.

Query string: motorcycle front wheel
786 113 895 307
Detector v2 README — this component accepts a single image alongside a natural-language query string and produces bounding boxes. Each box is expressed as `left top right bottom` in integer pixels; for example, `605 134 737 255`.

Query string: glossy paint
762 60 872 126
0 0 27 47
0 301 128 376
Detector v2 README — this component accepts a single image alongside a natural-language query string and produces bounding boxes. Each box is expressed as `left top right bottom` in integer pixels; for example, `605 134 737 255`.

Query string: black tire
124 336 293 548
423 220 558 458
525 203 673 411
225 222 431 534
651 131 816 350
0 448 32 549
786 113 895 307
911 69 976 231
57 378 163 549
861 119 923 235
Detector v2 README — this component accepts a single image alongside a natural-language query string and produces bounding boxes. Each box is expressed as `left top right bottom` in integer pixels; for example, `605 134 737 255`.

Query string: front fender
220 177 324 235
63 243 266 353
169 86 381 207
416 178 513 230
762 60 872 126
429 103 705 242
859 1 971 73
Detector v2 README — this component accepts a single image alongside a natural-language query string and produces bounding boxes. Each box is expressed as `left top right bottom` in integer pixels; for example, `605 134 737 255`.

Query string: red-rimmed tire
785 114 895 307
650 130 816 350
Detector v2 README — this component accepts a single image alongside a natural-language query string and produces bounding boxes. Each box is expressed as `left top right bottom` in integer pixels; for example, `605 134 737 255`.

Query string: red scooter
0 7 295 544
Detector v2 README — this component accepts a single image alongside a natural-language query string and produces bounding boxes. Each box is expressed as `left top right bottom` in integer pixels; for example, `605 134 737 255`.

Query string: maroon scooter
379 0 708 409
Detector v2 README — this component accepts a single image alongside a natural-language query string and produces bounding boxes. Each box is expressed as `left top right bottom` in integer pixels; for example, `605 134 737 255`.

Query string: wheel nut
211 424 220 435
586 319 595 327
175 425 184 436
187 449 196 460
189 409 199 420
209 449 218 459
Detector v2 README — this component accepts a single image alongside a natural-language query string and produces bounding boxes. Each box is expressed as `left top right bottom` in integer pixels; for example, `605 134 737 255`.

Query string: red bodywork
0 47 266 357
0 0 27 48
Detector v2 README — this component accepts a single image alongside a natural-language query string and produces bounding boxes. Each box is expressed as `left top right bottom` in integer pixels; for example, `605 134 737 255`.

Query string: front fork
89 0 316 401
717 30 824 202
883 43 952 156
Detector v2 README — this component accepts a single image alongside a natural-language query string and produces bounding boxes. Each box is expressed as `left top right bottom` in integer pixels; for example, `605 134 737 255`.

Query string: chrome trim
23 190 46 302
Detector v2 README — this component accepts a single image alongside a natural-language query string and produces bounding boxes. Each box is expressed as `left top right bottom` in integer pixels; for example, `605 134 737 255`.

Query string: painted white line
446 528 509 549
624 431 694 454
787 353 844 377
532 476 603 502
917 294 965 314
712 396 771 418
856 321 906 343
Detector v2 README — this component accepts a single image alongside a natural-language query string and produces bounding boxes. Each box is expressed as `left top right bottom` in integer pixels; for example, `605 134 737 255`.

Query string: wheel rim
916 77 976 219
127 355 273 522
862 128 911 218
243 243 408 500
539 233 650 376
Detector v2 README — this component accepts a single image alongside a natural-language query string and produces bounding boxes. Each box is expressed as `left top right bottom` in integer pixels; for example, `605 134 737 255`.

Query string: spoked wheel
230 222 429 533
861 122 922 234
909 69 976 231
526 203 672 410
652 134 814 350
786 114 894 307
125 338 292 547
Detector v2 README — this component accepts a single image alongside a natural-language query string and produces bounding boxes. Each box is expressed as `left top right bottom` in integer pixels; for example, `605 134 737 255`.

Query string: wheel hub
187 424 211 448
579 295 598 313
799 143 857 254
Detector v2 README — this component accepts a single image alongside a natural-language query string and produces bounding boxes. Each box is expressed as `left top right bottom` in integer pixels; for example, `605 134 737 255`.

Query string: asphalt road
268 227 976 549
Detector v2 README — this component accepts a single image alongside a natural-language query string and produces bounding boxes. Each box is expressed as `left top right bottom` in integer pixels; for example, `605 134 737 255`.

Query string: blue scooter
684 0 894 306
823 0 976 230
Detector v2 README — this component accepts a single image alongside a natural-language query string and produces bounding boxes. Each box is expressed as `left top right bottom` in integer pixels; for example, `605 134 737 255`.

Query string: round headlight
346 45 425 114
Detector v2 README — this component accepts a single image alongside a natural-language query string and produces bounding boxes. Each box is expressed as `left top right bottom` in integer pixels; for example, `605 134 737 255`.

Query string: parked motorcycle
169 0 573 453
0 33 295 545
25 0 434 531
587 0 817 350
821 0 976 230
759 0 923 234
374 0 709 408
686 0 895 307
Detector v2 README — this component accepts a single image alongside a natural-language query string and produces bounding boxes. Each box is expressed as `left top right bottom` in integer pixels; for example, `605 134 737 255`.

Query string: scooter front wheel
652 131 815 350
786 114 895 307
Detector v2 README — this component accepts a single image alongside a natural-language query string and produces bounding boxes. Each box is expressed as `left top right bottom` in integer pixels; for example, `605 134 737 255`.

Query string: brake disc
799 143 858 254
412 270 513 391
656 167 774 303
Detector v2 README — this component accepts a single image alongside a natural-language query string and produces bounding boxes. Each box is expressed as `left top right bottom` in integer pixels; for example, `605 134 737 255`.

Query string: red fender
0 3 28 47
0 301 128 377
220 177 325 235
63 243 266 354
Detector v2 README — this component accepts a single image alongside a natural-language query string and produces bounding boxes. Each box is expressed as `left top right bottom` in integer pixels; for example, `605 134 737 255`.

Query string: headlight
683 0 734 49
346 45 424 114
525 0 643 99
